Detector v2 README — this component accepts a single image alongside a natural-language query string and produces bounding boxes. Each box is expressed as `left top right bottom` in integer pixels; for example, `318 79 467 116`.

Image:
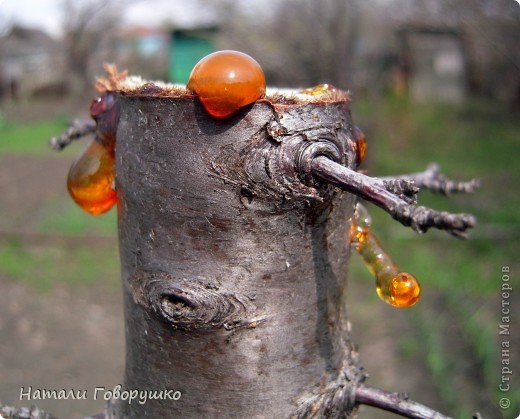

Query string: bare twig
48 118 95 151
311 156 476 238
381 163 481 195
95 63 128 93
355 384 452 419
382 178 419 204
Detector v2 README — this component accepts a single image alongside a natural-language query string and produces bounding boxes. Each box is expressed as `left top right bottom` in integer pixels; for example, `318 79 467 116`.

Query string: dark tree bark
112 92 364 418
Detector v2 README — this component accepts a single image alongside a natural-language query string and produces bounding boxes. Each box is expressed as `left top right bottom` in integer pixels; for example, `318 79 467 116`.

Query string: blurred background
1 0 519 417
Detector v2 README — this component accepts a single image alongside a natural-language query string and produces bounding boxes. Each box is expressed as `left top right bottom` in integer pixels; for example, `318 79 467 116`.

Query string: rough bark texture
113 94 364 418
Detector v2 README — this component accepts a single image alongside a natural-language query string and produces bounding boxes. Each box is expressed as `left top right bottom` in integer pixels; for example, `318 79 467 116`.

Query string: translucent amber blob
350 225 368 250
353 126 367 166
351 203 421 308
187 50 266 119
67 139 117 215
349 204 371 249
299 83 337 96
389 272 421 307
353 202 371 229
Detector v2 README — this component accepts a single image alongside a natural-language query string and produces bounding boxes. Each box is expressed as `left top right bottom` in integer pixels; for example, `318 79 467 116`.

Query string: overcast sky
2 0 519 38
1 0 62 36
0 0 226 37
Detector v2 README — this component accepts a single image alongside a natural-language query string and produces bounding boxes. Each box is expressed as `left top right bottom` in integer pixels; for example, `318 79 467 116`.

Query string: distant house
119 26 169 57
397 26 467 102
169 27 217 84
116 26 170 80
0 25 64 98
115 25 217 84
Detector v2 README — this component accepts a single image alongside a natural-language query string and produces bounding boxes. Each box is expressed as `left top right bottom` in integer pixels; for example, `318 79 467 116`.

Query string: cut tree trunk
112 90 364 418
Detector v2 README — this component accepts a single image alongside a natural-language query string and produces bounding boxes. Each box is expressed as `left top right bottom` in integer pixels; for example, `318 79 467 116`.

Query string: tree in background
61 0 123 89
218 0 520 106
217 0 360 90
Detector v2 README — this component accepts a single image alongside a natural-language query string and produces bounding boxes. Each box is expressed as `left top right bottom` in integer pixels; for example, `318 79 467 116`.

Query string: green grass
0 238 120 292
0 114 119 290
1 194 119 292
350 95 520 417
0 118 70 155
37 199 118 237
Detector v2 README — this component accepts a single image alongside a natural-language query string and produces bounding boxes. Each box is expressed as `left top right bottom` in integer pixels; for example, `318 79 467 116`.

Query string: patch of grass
445 290 497 394
37 198 118 237
0 198 120 292
0 118 70 155
411 308 473 419
351 95 520 293
0 238 120 292
354 96 520 171
349 95 519 416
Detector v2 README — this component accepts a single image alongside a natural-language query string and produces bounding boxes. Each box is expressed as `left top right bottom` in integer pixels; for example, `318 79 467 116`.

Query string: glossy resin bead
387 272 421 308
187 50 266 119
67 139 117 215
353 126 367 166
351 203 421 308
299 83 337 96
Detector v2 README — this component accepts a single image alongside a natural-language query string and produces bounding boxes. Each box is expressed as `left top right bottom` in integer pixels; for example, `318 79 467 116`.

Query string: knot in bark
131 269 255 331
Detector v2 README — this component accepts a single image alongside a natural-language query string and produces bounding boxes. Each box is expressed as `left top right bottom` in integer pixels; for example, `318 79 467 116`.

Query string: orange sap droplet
389 272 421 307
187 50 266 119
67 139 117 215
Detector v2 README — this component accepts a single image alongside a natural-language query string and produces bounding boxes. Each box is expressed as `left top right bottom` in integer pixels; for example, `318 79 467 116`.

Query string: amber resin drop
389 272 421 308
351 203 421 308
67 139 117 215
299 83 337 96
353 126 367 166
187 50 266 119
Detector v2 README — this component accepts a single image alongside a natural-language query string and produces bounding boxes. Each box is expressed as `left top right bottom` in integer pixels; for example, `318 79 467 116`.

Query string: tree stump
44 65 476 418
111 87 364 418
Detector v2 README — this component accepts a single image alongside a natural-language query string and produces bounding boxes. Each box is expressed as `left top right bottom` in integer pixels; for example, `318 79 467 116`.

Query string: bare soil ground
0 155 71 233
0 278 125 419
0 151 124 418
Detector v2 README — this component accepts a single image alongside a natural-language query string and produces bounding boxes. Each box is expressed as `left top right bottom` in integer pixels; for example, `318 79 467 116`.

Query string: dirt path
0 153 124 418
0 154 72 233
0 279 125 419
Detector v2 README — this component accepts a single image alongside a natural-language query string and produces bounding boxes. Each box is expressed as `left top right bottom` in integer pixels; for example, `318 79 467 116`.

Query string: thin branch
382 178 419 204
48 119 95 151
311 156 476 238
381 163 481 195
355 384 452 419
